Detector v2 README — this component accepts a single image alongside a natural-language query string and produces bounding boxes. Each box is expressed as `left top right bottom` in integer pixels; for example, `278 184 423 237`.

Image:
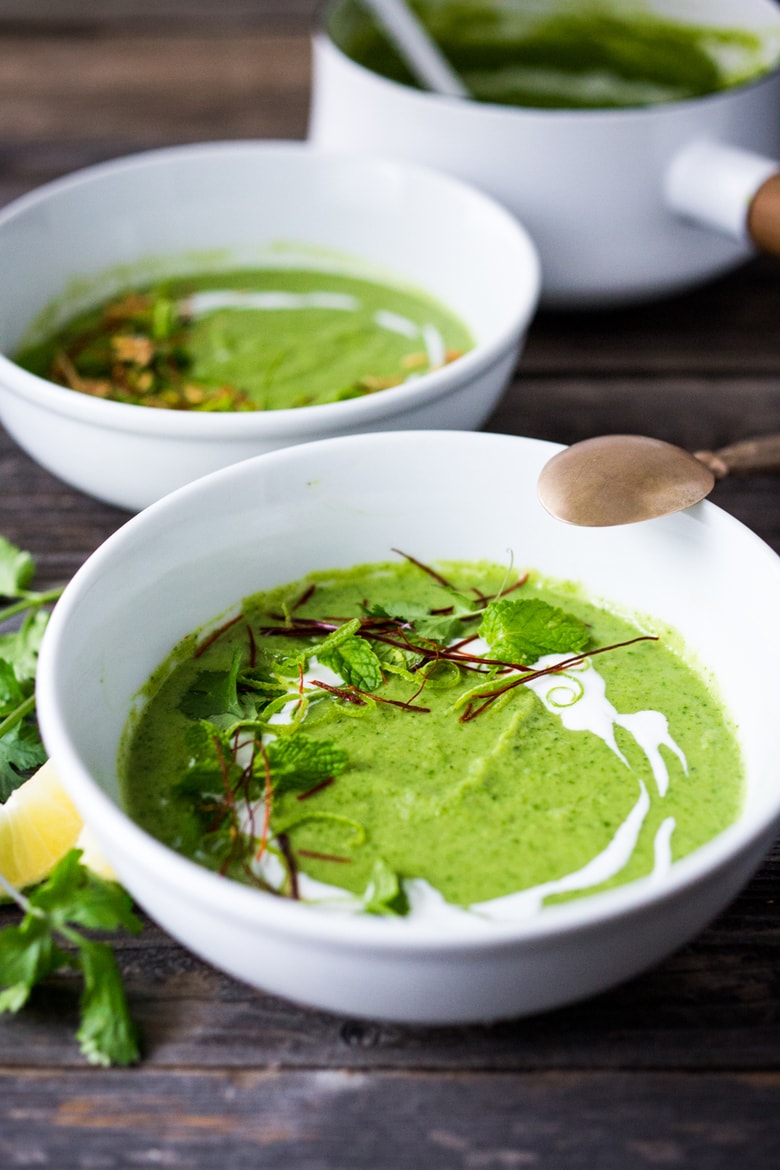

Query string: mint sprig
478 597 590 664
264 735 349 796
318 628 384 692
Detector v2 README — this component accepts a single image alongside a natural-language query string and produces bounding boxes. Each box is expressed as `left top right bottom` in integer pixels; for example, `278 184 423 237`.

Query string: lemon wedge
0 759 114 889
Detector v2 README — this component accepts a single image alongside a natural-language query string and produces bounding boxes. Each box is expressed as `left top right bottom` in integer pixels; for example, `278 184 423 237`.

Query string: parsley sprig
0 535 63 800
0 850 142 1066
0 536 142 1065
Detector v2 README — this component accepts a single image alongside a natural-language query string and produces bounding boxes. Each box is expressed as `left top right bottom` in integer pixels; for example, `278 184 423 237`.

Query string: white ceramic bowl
36 431 780 1024
0 142 539 511
310 0 780 306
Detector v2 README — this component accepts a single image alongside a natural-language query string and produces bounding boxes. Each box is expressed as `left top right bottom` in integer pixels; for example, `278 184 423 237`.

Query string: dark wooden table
1 4 779 1166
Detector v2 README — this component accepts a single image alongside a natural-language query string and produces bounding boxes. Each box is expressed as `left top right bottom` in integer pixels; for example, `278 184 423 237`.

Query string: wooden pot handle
748 173 780 255
694 433 780 479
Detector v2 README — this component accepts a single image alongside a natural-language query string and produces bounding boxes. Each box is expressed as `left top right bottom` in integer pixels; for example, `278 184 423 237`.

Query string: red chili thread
296 849 352 864
277 832 300 899
296 776 336 801
194 612 244 658
254 743 274 862
458 634 658 722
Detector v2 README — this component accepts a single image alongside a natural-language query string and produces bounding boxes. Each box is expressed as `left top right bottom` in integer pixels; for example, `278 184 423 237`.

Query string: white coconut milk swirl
184 290 447 370
250 650 686 924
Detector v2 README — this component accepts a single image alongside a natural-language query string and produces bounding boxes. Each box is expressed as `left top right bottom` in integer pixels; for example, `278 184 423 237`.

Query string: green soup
329 0 772 109
15 268 473 412
119 557 743 921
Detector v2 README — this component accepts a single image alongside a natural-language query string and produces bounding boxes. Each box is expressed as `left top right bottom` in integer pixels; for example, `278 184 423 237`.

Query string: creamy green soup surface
119 556 743 921
15 268 472 411
329 0 773 109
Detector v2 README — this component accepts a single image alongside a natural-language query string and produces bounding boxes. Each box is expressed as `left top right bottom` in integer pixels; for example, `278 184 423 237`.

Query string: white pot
309 0 780 307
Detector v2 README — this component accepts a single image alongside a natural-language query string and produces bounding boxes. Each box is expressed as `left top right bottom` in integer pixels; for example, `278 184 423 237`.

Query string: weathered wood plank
2 369 779 583
0 0 321 31
0 1068 777 1169
524 257 780 375
0 841 776 1072
0 34 312 151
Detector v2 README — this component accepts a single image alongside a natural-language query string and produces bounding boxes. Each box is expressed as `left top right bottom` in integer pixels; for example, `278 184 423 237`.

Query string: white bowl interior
0 142 537 357
40 431 780 847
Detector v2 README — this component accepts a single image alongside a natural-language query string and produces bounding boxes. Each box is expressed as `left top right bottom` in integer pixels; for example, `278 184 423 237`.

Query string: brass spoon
537 433 780 527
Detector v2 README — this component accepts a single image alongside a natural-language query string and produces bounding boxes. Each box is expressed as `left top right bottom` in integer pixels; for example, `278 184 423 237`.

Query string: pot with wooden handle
311 0 780 307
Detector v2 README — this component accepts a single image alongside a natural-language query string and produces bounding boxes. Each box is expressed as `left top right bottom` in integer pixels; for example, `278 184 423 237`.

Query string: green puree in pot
15 268 472 411
329 0 771 109
119 558 743 918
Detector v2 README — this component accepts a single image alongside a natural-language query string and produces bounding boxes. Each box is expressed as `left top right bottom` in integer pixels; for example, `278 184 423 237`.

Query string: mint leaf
317 618 384 691
0 536 35 599
318 617 385 687
319 634 384 692
265 735 348 796
479 598 590 664
363 858 409 917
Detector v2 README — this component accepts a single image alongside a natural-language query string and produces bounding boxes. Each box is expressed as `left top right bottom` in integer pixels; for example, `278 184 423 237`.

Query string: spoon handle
694 434 780 478
359 0 469 98
748 173 780 256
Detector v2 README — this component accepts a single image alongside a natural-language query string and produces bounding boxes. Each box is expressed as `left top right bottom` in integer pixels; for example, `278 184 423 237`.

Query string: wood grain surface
0 3 778 1167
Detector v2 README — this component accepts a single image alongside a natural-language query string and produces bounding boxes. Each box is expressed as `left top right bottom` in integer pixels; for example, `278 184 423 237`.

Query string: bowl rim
313 1 780 121
35 429 780 952
0 139 540 437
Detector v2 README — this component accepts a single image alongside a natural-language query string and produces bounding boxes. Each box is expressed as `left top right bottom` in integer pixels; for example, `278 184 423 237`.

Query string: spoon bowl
538 432 780 527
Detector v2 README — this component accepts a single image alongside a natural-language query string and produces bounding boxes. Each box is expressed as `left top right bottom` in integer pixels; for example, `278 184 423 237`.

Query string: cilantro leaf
0 913 70 1012
75 939 141 1068
366 597 476 646
178 653 245 721
479 598 590 664
0 659 46 799
174 723 240 806
0 849 142 1066
31 849 141 934
265 735 348 796
0 721 47 802
362 858 410 917
0 657 28 713
179 655 288 728
0 610 48 684
0 536 35 599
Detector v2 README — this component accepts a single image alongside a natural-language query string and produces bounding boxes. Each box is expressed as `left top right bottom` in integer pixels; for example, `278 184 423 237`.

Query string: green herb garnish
0 536 142 1066
165 552 657 912
0 849 142 1066
0 536 63 799
478 597 590 664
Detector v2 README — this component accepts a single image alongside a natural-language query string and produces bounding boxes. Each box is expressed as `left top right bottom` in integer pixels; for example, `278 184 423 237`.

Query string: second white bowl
0 141 539 511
